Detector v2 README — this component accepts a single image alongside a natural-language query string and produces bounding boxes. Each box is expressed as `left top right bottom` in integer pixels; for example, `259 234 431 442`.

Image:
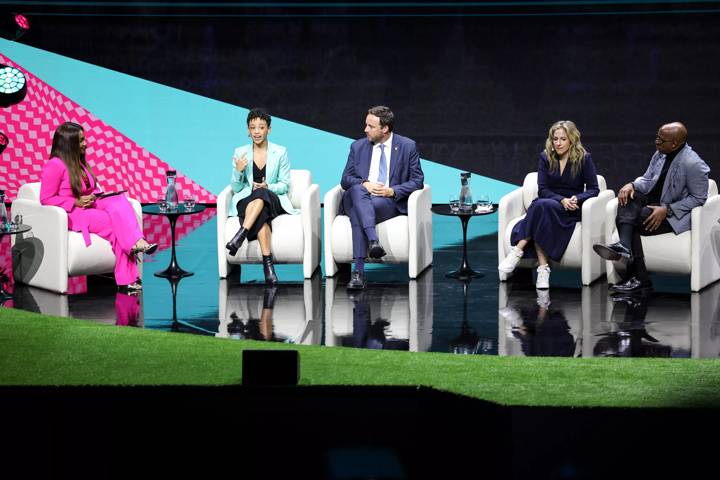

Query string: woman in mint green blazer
226 108 299 285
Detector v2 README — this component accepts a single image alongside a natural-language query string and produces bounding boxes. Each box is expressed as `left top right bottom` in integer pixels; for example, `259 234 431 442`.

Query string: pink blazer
40 157 101 246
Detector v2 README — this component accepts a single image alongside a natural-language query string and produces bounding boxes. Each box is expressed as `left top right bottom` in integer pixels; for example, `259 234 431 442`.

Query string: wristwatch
665 204 674 217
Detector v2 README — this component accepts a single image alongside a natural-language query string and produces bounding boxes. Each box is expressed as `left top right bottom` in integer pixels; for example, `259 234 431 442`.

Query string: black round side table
1 224 31 303
431 204 497 280
141 204 206 279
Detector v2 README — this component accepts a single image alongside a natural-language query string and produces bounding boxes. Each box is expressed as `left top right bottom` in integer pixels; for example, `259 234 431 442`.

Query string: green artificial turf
2 308 720 408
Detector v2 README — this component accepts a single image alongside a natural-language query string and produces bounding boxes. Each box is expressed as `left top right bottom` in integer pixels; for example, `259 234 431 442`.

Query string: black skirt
235 188 287 241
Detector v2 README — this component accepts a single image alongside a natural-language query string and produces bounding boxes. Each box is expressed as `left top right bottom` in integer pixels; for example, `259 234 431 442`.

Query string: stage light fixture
0 13 29 41
0 65 27 108
0 131 8 155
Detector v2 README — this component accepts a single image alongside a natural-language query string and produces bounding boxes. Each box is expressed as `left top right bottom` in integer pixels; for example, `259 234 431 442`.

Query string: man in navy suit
340 106 425 290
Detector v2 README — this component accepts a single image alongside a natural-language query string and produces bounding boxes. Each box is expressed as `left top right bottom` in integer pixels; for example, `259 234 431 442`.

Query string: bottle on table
165 170 178 210
0 190 9 230
459 172 473 212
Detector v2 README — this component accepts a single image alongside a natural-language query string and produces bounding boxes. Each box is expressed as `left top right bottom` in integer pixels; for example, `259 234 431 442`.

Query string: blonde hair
544 120 587 178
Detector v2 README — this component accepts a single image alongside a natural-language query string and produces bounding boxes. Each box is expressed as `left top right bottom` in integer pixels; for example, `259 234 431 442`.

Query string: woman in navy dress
498 120 599 289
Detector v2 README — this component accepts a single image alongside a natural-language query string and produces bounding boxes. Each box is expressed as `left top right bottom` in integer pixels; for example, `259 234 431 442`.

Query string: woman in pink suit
40 122 157 291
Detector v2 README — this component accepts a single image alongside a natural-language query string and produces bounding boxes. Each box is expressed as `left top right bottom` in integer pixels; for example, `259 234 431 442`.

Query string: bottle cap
166 170 177 176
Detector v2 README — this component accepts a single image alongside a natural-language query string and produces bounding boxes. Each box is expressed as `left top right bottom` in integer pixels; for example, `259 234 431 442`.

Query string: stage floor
4 208 720 358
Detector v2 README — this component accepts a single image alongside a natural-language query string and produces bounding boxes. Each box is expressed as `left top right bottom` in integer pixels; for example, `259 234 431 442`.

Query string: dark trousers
341 184 400 261
616 191 674 281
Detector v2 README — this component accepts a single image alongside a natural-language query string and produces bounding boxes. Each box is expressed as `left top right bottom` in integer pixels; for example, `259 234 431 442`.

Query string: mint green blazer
228 141 299 217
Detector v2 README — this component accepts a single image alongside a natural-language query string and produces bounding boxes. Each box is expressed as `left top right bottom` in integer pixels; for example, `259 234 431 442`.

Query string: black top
253 162 266 184
647 144 684 204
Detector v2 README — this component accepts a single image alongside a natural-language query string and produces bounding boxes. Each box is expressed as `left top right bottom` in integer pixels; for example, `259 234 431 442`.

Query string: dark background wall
5 1 720 191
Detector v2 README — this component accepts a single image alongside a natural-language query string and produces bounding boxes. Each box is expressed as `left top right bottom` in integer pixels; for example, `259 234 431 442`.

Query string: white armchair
604 179 720 292
498 172 613 285
323 184 432 279
10 182 143 294
216 169 320 279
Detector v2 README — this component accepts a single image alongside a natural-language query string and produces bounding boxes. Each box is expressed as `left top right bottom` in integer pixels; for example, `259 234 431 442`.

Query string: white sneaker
498 246 523 273
536 264 551 290
536 289 551 308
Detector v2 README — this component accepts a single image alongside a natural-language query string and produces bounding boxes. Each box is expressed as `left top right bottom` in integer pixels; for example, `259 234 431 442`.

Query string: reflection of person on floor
506 292 576 357
594 293 671 357
40 122 157 292
115 291 140 327
227 287 282 341
346 291 408 350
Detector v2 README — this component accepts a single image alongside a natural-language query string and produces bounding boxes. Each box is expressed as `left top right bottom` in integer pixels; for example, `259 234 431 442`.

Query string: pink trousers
84 195 143 286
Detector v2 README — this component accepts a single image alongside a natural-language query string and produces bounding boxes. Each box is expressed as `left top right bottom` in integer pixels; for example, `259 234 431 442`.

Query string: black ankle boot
263 255 279 285
226 227 248 256
263 286 278 309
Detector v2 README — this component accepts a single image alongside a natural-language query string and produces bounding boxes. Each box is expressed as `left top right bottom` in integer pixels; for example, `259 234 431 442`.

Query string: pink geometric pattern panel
0 53 215 204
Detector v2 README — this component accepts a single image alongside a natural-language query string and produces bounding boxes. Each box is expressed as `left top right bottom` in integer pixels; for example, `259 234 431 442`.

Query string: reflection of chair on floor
604 179 720 291
216 169 321 279
498 172 613 285
497 282 600 357
10 283 143 326
324 271 433 352
691 280 720 358
10 182 143 294
217 274 322 344
582 288 691 358
323 184 433 279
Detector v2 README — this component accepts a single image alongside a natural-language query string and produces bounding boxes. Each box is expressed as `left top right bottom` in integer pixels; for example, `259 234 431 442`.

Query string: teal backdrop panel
1 39 517 223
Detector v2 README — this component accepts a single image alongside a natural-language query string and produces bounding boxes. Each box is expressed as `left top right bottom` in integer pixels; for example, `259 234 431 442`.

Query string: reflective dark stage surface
4 208 720 359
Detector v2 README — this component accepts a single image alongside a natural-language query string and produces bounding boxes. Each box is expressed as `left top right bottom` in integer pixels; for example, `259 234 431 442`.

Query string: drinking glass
477 194 491 208
449 194 460 213
183 197 197 211
157 199 168 212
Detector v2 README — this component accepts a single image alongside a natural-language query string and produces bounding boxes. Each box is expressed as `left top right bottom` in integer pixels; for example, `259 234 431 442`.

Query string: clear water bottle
165 170 178 210
0 189 9 230
459 172 473 212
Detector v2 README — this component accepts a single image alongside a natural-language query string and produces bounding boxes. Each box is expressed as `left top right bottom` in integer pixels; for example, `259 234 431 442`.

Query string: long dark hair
49 122 96 198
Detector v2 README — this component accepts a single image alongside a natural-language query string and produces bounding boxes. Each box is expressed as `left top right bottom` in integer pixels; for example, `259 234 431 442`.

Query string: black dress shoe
593 242 633 262
346 270 367 290
368 240 386 259
610 276 652 293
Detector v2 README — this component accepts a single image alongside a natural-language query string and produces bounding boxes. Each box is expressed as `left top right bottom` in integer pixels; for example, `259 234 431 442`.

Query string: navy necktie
377 144 388 184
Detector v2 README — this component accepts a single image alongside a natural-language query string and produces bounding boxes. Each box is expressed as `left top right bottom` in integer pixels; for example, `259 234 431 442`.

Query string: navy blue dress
511 152 599 261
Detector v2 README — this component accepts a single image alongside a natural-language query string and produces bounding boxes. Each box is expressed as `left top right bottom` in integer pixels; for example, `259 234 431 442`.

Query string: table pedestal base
154 266 193 279
446 268 484 280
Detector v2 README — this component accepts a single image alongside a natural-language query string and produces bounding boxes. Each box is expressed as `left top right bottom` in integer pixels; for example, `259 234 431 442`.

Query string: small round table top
142 204 207 216
0 223 31 236
431 204 498 217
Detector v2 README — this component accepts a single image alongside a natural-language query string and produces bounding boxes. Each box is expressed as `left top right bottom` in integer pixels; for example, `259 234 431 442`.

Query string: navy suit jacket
340 133 424 214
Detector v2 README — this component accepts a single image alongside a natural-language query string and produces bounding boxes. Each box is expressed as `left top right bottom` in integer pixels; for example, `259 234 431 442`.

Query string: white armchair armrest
216 185 233 278
408 185 432 278
497 187 525 274
691 194 720 291
11 199 70 293
301 183 321 278
580 189 614 285
323 185 344 277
